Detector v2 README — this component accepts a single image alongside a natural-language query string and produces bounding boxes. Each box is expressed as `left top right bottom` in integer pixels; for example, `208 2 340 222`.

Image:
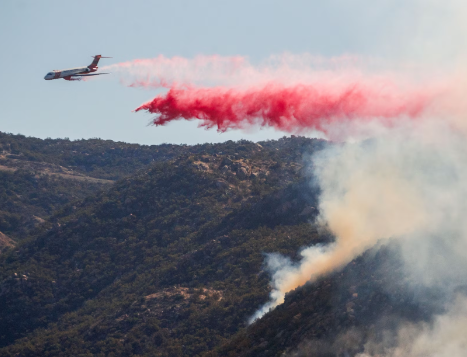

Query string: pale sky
0 0 463 145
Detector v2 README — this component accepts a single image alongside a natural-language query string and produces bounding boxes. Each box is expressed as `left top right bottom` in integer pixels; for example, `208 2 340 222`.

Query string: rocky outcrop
237 166 249 179
0 231 15 254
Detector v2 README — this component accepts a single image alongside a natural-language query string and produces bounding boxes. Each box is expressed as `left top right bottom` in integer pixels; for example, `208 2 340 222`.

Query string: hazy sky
0 0 462 145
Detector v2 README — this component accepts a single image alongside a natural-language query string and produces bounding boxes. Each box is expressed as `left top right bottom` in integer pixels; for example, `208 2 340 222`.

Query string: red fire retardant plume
134 82 433 133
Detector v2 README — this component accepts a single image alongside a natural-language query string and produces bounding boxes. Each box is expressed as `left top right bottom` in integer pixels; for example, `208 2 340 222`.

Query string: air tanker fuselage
44 55 111 81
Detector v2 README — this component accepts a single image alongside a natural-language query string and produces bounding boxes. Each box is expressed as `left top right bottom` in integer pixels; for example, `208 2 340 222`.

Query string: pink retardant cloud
134 81 435 135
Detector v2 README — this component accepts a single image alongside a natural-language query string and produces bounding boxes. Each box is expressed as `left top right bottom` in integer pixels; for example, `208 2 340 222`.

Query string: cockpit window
48 73 53 75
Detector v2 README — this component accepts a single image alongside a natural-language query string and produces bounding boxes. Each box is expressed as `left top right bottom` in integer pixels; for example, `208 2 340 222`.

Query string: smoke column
250 118 467 321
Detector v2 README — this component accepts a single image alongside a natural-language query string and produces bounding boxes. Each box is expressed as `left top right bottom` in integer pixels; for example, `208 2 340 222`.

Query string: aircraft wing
73 73 110 77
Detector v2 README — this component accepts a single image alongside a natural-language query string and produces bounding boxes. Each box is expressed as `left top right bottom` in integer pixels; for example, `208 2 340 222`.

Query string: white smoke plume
356 295 467 357
287 295 467 357
251 117 467 323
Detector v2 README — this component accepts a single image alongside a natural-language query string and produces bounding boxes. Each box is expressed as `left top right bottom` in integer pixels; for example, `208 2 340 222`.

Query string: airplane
44 55 111 81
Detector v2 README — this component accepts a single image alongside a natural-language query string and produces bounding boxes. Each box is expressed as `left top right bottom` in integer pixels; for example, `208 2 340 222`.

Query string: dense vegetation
0 133 332 356
0 132 187 180
1 132 316 180
0 132 323 241
0 169 108 239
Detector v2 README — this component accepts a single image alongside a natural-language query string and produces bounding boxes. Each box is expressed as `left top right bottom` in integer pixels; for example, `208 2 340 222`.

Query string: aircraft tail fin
88 55 112 69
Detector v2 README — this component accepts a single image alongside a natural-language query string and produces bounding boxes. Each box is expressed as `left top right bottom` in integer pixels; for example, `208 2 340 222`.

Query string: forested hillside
0 169 110 240
0 133 330 356
0 132 321 242
0 132 187 180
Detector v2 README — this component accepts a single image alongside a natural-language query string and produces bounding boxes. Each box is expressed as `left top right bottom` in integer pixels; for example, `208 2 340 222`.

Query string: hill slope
0 136 327 356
